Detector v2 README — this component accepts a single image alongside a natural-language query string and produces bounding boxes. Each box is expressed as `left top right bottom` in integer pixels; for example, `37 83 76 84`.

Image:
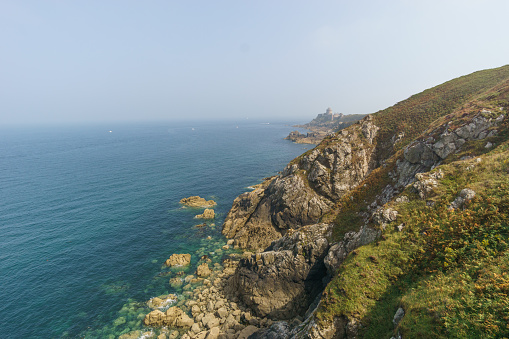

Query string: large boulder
165 253 191 267
196 263 212 277
195 209 215 219
180 196 217 208
225 223 333 319
144 306 194 328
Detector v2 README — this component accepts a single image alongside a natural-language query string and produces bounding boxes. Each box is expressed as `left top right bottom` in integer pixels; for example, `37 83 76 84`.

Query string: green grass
316 137 509 338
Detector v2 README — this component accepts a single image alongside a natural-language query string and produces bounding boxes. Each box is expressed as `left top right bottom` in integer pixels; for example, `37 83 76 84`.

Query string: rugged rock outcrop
144 306 194 327
180 196 217 208
147 294 177 309
222 115 380 250
196 263 212 277
165 253 191 267
225 223 333 319
393 113 503 188
448 188 476 210
195 209 215 219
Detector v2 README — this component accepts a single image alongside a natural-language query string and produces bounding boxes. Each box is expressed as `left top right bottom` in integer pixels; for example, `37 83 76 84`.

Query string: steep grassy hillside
315 70 509 338
373 65 509 160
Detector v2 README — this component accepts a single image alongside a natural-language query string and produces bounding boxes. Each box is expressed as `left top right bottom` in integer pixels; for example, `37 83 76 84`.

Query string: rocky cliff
223 115 380 250
220 65 509 338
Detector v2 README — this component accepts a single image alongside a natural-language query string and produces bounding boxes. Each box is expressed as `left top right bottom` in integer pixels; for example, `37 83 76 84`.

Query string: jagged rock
225 223 333 319
449 188 476 210
394 196 409 204
180 196 217 208
222 116 379 250
147 295 177 309
169 277 183 288
324 225 380 276
206 327 220 339
393 307 405 326
395 114 504 188
144 307 194 328
237 325 259 339
201 312 220 329
197 263 212 277
196 209 215 219
372 207 398 229
165 253 191 267
411 169 444 199
249 321 291 338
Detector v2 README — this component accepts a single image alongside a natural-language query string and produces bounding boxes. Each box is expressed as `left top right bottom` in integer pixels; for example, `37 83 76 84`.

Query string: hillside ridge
221 65 509 338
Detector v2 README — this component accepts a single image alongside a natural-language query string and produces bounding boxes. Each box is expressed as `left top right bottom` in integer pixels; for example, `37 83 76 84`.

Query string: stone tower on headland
317 107 342 121
326 107 334 120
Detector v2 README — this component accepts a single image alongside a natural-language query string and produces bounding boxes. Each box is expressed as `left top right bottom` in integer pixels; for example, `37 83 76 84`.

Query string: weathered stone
165 253 191 267
196 209 215 219
180 196 217 208
147 295 177 309
197 263 212 277
226 223 333 319
222 116 379 250
372 207 398 229
393 307 405 326
143 306 193 328
449 188 476 210
206 327 220 339
324 225 380 276
237 325 259 339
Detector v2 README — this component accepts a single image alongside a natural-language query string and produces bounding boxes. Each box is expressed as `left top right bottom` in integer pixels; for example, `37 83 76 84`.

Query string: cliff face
222 115 380 250
221 65 509 338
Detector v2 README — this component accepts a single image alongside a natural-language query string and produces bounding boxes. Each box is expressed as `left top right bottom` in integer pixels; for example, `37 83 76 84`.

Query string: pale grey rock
393 307 405 326
412 169 443 199
372 207 398 229
449 188 476 210
324 225 380 276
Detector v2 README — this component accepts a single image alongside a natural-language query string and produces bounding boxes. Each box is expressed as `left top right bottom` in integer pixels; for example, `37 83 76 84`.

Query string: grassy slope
315 66 509 338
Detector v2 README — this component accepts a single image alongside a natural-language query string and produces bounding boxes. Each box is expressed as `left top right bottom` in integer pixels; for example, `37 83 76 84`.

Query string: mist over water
0 120 310 338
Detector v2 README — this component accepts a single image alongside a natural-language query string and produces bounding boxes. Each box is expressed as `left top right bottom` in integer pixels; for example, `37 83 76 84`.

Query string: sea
0 119 311 338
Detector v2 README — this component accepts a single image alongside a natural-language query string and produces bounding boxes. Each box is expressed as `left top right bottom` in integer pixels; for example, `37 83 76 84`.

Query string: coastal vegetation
314 66 509 338
216 65 509 338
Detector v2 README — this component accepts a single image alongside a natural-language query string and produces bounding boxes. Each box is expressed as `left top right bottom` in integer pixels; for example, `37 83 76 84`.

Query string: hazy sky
1 1 508 124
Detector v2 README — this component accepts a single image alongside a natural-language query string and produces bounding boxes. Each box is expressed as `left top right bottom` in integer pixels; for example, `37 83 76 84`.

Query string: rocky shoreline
121 97 507 338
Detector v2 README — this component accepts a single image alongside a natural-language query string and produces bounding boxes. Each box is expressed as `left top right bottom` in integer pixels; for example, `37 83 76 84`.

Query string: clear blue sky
1 0 508 124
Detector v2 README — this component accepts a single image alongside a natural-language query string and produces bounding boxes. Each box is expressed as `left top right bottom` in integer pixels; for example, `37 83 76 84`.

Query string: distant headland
285 107 366 144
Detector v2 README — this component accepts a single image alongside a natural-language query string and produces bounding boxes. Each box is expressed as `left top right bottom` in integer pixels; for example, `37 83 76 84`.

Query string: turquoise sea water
0 120 310 338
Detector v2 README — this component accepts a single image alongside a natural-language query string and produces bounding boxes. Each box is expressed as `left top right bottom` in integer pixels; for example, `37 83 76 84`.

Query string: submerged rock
180 196 217 208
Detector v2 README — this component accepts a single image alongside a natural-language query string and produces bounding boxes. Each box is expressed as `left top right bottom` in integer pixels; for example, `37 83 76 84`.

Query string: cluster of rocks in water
139 245 280 339
179 196 216 220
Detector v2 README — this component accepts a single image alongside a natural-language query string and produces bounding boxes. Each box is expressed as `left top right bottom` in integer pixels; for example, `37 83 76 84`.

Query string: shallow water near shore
0 120 310 338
